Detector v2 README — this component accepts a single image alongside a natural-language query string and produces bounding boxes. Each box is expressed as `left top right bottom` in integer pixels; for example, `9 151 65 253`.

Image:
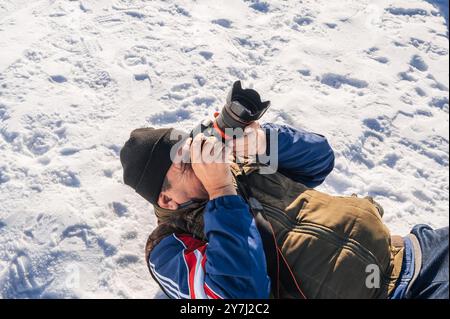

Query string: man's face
157 140 209 210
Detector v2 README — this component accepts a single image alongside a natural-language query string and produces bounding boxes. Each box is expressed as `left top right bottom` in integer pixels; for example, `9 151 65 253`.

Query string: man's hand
230 121 266 161
189 133 237 200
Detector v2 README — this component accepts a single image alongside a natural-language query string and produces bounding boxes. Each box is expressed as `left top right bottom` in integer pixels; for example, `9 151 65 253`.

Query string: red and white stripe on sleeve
173 234 224 299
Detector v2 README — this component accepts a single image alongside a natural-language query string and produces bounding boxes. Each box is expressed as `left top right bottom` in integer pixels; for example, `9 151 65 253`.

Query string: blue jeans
392 225 449 299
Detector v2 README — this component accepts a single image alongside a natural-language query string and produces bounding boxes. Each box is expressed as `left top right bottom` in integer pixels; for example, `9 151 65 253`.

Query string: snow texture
0 0 448 298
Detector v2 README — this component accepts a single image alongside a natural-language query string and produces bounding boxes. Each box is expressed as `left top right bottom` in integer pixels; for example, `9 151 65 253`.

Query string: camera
191 81 270 140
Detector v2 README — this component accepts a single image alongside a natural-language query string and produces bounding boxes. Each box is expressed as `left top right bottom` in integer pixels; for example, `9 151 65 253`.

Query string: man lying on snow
120 82 448 299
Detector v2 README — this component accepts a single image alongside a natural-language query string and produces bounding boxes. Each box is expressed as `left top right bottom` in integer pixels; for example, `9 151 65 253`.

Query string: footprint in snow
246 1 270 13
398 70 417 82
193 96 216 107
298 69 311 77
49 75 67 83
415 87 427 97
199 51 213 60
320 73 368 89
324 22 337 29
134 73 150 82
60 147 80 156
163 4 190 17
365 47 389 64
0 167 10 184
409 37 448 56
386 7 428 17
111 0 145 11
211 19 232 28
24 130 59 156
61 224 117 257
0 104 9 121
123 45 150 67
51 170 81 187
3 253 53 298
363 116 392 136
124 11 145 19
410 54 428 72
171 83 192 92
194 75 206 87
293 16 314 27
381 153 401 168
116 254 139 267
426 74 448 92
148 108 191 125
94 14 124 28
429 96 449 111
112 202 128 217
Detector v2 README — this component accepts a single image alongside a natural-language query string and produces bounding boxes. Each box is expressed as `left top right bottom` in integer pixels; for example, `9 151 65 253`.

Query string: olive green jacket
146 164 404 299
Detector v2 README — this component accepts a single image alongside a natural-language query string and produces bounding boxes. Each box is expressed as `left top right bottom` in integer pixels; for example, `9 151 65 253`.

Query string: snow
0 0 448 298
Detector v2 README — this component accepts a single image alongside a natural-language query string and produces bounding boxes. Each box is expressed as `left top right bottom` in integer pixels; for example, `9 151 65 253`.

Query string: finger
235 138 247 158
257 129 267 154
175 137 191 157
216 142 234 163
208 137 226 163
244 137 257 158
180 137 192 163
172 137 189 164
202 136 217 154
234 126 252 148
210 143 226 163
201 136 217 163
223 144 234 163
243 125 257 155
219 142 230 161
190 133 204 164
245 123 266 155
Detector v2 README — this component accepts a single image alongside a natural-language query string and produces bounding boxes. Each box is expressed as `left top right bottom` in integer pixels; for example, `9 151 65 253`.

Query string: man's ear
157 192 178 210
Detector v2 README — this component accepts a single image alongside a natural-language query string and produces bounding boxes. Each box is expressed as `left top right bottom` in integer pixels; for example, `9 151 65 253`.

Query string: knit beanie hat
120 127 186 204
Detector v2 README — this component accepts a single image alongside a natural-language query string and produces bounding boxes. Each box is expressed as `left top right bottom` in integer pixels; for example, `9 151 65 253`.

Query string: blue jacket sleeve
149 195 271 299
262 123 335 188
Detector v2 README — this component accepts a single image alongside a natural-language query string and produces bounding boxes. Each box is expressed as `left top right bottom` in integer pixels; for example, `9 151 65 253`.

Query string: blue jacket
149 123 335 299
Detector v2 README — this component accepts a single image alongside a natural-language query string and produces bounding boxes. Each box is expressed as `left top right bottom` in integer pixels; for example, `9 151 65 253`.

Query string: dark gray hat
120 127 185 204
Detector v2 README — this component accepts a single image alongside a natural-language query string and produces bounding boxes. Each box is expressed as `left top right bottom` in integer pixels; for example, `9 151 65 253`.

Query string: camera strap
235 170 306 299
